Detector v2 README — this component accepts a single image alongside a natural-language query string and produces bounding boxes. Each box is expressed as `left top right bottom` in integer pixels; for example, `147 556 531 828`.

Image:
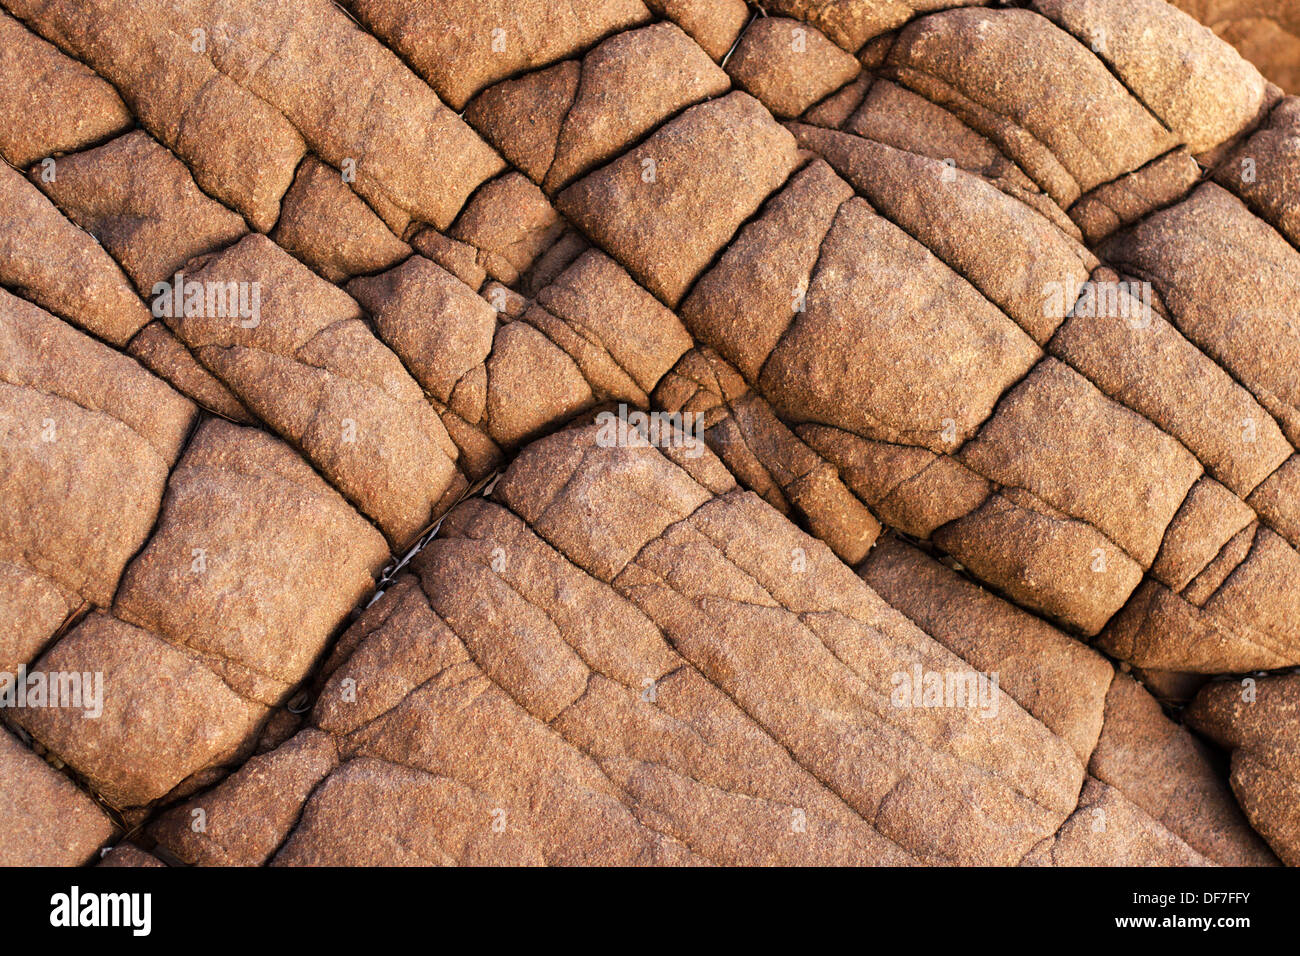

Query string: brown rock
127 322 256 424
643 0 750 60
1022 777 1213 866
5 0 306 231
0 161 152 345
860 536 1113 764
18 419 386 808
844 80 1038 192
0 289 195 671
759 0 986 53
114 418 388 696
0 9 130 168
8 0 505 232
655 348 882 564
270 157 411 284
34 131 249 296
449 173 565 285
1090 674 1278 865
167 234 459 547
1215 96 1300 244
1187 674 1300 865
1172 0 1300 92
957 359 1203 569
97 844 166 867
790 124 1096 344
0 729 114 866
1103 184 1300 447
156 425 1093 865
1071 150 1203 245
887 8 1177 207
342 0 652 111
1033 0 1268 154
726 18 861 120
557 92 801 305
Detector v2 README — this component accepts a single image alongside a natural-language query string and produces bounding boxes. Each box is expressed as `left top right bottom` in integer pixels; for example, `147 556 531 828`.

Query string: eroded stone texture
342 0 652 111
1090 674 1278 865
759 0 985 52
726 18 861 119
558 92 801 305
842 79 1040 195
673 152 1189 636
98 844 166 867
16 419 387 808
1022 777 1212 866
16 611 267 809
1187 674 1300 865
1048 270 1290 499
655 348 882 564
0 9 131 168
448 173 565 286
1070 150 1203 245
887 8 1177 207
127 322 256 424
270 157 411 284
0 729 114 866
7 0 1300 869
790 125 1096 344
166 234 460 547
1033 0 1268 155
7 0 505 232
0 289 195 671
643 0 750 60
1099 525 1300 672
3 0 306 232
466 21 733 198
33 130 249 296
0 161 152 345
113 419 390 696
149 729 339 865
467 23 730 196
860 536 1112 764
758 197 1041 451
150 425 1102 866
350 249 692 472
1103 184 1300 448
1215 97 1300 245
958 359 1203 569
1173 0 1300 92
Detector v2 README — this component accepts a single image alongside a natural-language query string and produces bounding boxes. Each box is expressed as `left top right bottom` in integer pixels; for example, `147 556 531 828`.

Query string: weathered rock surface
0 9 130 168
0 161 152 345
727 18 861 119
349 249 692 473
33 130 249 295
1172 0 1300 92
165 234 460 547
269 157 411 284
0 289 195 671
1187 674 1300 865
14 420 387 808
557 92 800 305
0 729 114 866
467 22 729 195
6 0 1300 869
150 426 1100 865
